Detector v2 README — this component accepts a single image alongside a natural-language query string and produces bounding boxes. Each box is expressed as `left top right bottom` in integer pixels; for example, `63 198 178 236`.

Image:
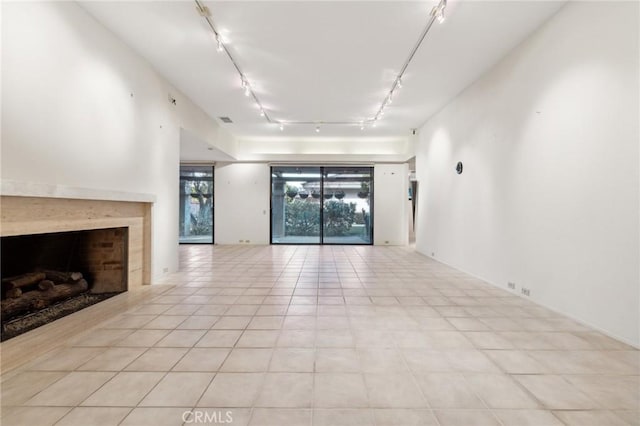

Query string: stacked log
1 271 87 320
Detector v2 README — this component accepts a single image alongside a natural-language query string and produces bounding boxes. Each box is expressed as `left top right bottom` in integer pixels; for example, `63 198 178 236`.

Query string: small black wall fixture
456 161 463 174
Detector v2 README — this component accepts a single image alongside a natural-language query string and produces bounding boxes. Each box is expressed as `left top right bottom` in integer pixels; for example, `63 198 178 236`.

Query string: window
179 165 214 244
271 166 373 245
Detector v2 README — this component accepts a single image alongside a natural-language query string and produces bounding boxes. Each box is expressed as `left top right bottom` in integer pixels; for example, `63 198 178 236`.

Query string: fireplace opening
1 227 128 341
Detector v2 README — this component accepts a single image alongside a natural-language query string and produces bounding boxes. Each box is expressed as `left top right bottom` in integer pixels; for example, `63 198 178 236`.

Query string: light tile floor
1 245 638 426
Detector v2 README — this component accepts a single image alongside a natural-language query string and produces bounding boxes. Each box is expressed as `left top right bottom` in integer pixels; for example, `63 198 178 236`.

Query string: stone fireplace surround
0 181 154 372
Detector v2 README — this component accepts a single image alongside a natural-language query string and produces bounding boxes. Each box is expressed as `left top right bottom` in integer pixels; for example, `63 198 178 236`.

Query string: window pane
271 166 321 244
179 165 214 244
322 167 373 244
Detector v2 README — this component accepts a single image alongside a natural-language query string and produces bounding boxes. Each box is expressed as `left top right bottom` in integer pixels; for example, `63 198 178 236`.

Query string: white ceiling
80 1 565 141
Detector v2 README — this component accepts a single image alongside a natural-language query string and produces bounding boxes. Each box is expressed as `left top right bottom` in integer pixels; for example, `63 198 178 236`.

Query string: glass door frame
269 166 374 246
179 163 215 244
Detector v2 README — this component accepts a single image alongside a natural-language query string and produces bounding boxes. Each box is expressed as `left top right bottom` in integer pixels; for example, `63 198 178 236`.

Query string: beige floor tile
434 409 501 426
226 305 260 316
358 349 407 373
613 410 640 426
25 372 115 406
155 330 206 347
415 373 484 409
0 406 70 426
101 314 156 329
372 408 438 425
27 347 103 371
176 315 219 330
464 373 540 408
256 305 289 316
4 245 638 422
237 330 281 347
77 347 146 371
196 330 243 347
493 409 563 426
448 318 491 331
81 372 164 406
514 375 599 409
255 373 313 407
313 409 375 425
315 348 361 372
564 375 640 410
316 329 354 347
249 408 311 426
115 329 170 347
278 330 316 347
142 315 189 329
0 371 66 406
364 373 428 408
120 407 190 426
220 348 272 372
314 373 369 408
125 348 188 371
211 316 252 330
139 372 214 406
269 348 315 372
248 316 285 330
483 350 547 374
69 329 133 347
198 373 264 407
553 410 630 425
194 305 229 316
172 348 230 372
56 407 131 426
464 332 515 349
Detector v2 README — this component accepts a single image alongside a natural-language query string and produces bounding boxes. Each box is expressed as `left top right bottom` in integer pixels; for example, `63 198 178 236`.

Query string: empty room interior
1 1 639 425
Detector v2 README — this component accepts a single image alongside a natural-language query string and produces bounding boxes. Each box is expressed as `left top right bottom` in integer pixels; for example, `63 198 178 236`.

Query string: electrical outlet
521 287 531 296
431 252 435 257
508 282 516 290
163 267 169 273
245 240 251 244
385 240 389 244
238 239 244 243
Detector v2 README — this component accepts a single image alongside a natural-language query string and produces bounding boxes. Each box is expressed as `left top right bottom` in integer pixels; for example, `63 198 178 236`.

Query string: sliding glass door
271 167 322 244
179 165 214 244
271 166 373 245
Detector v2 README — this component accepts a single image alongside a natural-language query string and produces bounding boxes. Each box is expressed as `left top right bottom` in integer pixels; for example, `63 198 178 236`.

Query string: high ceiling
80 1 565 141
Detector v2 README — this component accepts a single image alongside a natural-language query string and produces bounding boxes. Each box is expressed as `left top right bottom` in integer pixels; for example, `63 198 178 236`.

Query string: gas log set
1 270 89 322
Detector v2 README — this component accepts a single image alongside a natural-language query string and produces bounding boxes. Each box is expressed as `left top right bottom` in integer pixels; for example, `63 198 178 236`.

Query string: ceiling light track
195 0 447 131
373 0 446 123
195 0 273 124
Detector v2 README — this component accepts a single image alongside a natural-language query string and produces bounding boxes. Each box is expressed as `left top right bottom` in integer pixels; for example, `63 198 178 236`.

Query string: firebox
1 227 128 340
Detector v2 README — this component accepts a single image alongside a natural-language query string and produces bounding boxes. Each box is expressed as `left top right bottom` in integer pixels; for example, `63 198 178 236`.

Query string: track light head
315 125 320 133
279 123 284 131
216 34 223 52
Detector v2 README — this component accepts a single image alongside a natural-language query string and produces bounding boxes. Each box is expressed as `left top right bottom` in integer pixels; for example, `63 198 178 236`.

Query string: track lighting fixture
195 0 448 132
431 0 447 24
216 34 223 52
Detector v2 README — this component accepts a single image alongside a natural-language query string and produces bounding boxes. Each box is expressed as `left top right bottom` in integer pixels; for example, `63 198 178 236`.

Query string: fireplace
1 227 129 340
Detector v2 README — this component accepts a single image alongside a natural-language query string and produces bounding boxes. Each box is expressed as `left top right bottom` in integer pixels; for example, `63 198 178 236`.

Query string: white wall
236 137 412 163
1 2 233 281
374 164 409 246
415 2 639 346
208 162 410 246
214 163 271 245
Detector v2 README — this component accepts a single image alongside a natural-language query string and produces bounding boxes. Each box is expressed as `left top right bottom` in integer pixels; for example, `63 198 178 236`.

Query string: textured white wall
214 163 271 245
415 2 639 345
374 164 409 246
2 2 232 280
